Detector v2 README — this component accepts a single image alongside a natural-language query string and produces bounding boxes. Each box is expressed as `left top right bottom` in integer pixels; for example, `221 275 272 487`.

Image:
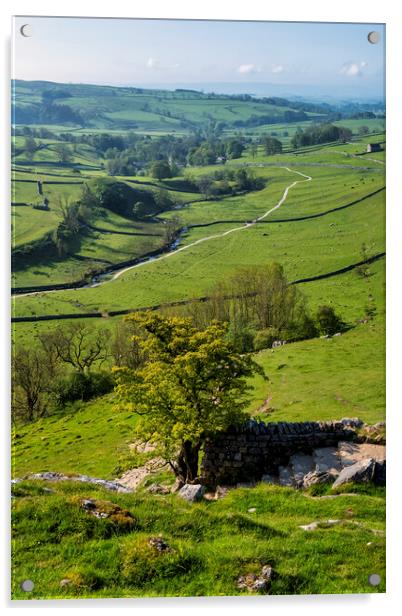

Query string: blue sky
13 17 385 99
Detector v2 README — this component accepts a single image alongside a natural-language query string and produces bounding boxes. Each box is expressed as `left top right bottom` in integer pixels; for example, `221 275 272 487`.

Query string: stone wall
200 419 360 487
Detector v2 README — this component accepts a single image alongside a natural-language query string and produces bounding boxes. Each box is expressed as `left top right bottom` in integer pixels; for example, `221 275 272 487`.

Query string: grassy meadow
11 479 385 599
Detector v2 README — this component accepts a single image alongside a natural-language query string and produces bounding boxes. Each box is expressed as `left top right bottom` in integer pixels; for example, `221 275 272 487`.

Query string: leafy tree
85 177 155 218
262 137 283 155
54 143 72 163
150 160 172 180
24 136 37 161
196 175 214 199
249 142 258 158
113 313 264 483
225 138 244 159
53 371 114 405
356 242 372 278
316 305 345 336
154 188 173 212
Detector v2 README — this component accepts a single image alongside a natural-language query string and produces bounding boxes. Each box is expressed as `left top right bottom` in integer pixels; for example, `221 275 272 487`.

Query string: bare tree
39 323 110 374
12 348 49 423
163 215 182 246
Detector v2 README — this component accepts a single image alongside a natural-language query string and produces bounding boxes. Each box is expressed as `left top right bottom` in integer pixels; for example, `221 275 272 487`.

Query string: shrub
253 327 280 351
53 371 114 405
316 305 345 336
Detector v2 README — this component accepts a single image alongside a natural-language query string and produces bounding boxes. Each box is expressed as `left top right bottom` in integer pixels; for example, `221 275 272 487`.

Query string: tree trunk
176 440 201 484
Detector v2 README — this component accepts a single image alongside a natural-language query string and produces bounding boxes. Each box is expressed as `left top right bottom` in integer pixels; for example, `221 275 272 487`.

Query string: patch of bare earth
117 457 170 491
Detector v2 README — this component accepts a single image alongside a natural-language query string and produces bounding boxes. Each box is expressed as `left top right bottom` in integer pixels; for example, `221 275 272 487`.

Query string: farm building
367 143 382 153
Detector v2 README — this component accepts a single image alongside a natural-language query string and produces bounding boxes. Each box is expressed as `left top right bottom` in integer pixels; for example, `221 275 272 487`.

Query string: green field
11 478 385 599
12 177 385 318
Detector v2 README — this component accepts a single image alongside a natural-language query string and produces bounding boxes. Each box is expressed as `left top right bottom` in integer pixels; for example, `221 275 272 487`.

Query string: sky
13 17 385 100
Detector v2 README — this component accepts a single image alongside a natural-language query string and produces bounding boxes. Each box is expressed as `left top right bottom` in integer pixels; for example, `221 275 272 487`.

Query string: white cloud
272 64 284 74
340 61 367 77
146 57 160 69
237 63 261 74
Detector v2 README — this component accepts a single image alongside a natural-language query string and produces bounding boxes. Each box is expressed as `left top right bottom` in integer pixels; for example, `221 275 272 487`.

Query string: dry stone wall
201 419 360 486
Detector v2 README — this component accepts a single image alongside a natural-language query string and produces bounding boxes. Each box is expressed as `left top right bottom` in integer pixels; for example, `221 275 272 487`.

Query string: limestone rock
170 478 185 493
148 536 173 553
300 519 340 531
302 470 334 489
332 458 376 489
299 521 319 531
313 447 342 475
340 417 364 429
147 483 170 495
289 452 314 487
278 465 294 487
373 460 386 486
60 578 72 588
178 483 205 502
215 485 230 499
237 564 273 592
337 441 385 467
26 471 133 493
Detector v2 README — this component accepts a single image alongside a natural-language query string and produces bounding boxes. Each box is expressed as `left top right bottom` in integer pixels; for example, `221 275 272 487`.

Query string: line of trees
291 124 353 148
185 167 265 199
161 264 346 353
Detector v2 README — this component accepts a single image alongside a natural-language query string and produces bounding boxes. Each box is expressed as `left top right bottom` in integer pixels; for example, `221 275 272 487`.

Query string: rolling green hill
13 80 323 132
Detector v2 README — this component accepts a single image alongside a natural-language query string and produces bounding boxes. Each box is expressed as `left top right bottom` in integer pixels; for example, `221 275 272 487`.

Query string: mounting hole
368 573 381 586
367 31 380 44
21 579 34 592
20 24 32 38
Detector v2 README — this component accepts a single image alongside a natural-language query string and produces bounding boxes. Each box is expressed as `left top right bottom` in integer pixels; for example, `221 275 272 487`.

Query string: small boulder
278 466 294 487
373 460 386 486
299 519 340 531
340 417 364 429
215 485 230 499
332 458 376 489
178 483 205 502
289 452 314 487
147 483 170 495
60 578 72 588
237 564 273 592
170 478 185 493
148 536 173 553
302 470 334 489
299 521 319 531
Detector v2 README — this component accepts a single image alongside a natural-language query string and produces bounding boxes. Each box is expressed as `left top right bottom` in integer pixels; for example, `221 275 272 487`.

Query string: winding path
110 167 312 281
13 166 312 298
